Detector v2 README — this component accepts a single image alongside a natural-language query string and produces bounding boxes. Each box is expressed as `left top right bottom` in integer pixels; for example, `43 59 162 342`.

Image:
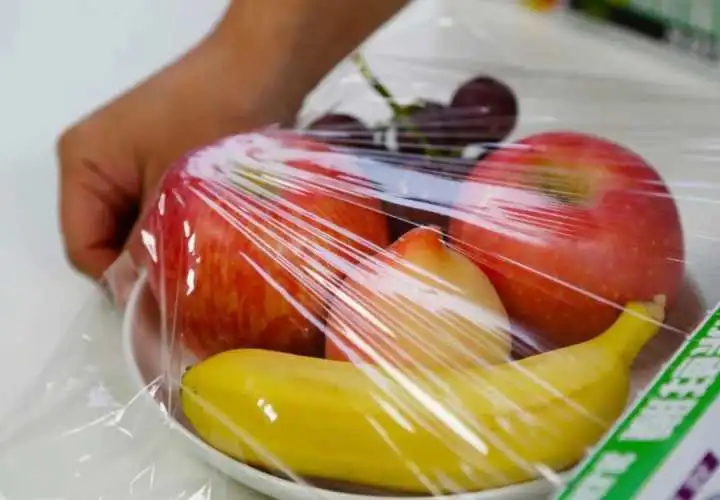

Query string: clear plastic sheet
3 16 720 500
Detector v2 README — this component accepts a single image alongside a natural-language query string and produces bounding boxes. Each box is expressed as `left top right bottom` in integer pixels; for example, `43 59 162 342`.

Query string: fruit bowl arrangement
123 271 576 500
122 55 703 499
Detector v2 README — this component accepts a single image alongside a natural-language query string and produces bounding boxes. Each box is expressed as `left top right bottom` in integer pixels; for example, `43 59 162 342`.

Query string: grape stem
351 52 447 158
351 52 403 116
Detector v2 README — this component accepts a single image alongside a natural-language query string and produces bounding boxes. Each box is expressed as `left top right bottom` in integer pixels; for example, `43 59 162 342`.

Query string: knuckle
56 116 96 171
56 125 81 165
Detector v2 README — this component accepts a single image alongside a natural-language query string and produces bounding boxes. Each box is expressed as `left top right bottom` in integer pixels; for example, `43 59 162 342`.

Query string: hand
57 33 302 283
57 0 409 285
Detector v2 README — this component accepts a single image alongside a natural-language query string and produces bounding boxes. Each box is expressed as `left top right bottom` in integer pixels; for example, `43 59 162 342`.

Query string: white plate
122 271 577 500
122 269 703 500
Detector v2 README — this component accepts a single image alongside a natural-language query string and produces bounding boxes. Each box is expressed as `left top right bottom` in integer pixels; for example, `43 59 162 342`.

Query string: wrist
208 0 409 115
190 42 296 128
206 1 321 115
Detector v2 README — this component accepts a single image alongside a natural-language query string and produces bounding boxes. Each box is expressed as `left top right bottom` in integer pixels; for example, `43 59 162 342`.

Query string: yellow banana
181 297 665 494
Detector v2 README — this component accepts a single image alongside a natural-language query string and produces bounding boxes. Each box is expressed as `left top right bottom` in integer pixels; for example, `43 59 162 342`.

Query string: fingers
57 125 141 281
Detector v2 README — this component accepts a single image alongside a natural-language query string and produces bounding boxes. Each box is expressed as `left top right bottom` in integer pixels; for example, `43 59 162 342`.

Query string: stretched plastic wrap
3 11 720 500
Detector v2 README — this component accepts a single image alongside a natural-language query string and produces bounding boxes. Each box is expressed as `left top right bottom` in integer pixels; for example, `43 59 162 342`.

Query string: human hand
57 0 408 289
57 32 302 285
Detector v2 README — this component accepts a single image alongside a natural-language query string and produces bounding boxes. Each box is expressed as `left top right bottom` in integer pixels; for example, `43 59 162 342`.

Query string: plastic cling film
3 8 720 500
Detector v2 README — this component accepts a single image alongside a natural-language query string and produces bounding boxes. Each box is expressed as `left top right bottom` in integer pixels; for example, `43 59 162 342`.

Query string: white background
0 0 228 414
1 0 720 497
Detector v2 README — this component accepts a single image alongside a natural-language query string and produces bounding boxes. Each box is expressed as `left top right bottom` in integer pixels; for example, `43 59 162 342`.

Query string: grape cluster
304 75 517 158
301 72 519 241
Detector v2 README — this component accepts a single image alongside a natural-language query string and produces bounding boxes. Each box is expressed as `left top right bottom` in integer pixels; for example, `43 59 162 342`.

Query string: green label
625 0 720 36
555 303 720 500
568 0 720 63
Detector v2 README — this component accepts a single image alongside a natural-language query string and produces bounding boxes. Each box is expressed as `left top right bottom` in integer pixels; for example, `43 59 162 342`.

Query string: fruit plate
122 270 704 500
122 271 575 500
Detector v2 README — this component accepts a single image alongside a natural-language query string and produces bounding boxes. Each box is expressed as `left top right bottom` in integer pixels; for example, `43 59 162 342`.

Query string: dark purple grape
393 102 459 156
308 113 362 130
448 76 519 145
305 113 377 150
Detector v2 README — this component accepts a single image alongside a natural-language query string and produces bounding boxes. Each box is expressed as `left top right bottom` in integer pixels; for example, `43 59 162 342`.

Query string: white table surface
0 0 230 412
0 0 719 498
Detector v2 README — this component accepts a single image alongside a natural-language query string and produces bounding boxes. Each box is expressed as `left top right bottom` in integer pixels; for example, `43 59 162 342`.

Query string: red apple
139 132 390 360
448 131 685 349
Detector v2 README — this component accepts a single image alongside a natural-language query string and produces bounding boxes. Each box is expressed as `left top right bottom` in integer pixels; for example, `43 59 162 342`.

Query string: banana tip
649 294 667 323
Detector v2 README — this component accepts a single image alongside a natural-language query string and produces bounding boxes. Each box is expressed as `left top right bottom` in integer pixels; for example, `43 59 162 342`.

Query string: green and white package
556 304 720 500
567 0 720 65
